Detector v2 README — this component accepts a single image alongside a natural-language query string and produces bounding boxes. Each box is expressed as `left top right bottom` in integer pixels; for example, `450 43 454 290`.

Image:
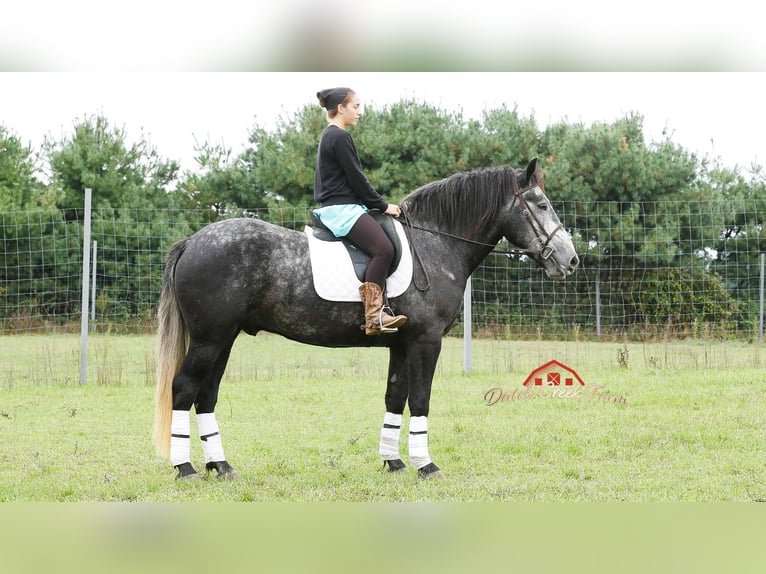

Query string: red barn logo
522 359 585 387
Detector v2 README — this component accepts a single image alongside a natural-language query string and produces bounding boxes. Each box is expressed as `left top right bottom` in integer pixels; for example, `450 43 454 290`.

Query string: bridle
510 185 565 261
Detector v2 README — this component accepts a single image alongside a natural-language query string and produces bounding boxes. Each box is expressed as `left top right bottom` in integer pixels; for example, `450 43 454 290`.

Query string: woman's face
337 93 362 127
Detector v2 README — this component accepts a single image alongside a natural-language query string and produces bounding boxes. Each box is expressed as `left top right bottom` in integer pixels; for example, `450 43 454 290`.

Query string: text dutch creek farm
484 385 627 406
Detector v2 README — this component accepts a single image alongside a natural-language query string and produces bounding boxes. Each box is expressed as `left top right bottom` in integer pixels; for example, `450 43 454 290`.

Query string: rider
313 87 407 335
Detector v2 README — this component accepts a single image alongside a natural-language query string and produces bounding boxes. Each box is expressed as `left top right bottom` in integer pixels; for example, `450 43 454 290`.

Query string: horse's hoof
417 463 446 481
175 462 200 481
382 459 407 473
206 460 239 480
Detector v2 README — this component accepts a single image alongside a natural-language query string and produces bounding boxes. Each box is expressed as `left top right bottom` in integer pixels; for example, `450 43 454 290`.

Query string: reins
398 209 432 292
401 215 545 256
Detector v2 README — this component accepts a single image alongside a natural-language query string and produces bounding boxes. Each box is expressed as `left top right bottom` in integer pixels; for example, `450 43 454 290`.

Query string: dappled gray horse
153 158 579 480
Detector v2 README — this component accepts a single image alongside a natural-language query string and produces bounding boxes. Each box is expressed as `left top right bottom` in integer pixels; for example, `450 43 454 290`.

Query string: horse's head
502 158 579 279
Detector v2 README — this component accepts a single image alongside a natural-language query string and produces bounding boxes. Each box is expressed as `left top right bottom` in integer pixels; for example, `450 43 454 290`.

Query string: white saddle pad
304 219 413 302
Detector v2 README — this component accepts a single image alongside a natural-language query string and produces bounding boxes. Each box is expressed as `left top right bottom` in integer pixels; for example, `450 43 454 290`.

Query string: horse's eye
538 202 548 211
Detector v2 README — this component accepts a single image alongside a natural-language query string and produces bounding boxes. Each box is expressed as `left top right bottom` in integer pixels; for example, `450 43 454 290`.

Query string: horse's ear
525 157 539 182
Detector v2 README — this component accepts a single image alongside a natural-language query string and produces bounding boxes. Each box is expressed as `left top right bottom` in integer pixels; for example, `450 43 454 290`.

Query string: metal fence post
90 240 97 322
595 266 602 338
759 253 764 341
464 276 472 374
79 188 92 384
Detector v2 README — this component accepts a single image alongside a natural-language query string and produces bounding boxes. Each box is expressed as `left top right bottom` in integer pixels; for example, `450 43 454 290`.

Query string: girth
310 209 403 282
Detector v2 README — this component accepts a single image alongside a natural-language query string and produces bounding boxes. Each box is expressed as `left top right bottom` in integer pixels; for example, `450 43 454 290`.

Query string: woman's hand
385 204 402 218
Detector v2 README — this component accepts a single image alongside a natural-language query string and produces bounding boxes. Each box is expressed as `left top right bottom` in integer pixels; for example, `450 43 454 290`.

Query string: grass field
1 333 764 501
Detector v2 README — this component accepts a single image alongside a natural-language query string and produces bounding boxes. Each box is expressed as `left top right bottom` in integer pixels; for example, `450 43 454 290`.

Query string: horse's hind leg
170 338 235 480
194 338 238 480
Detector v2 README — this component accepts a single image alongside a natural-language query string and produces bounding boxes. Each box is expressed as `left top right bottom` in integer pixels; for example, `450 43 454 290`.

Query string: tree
539 113 700 264
353 99 470 198
31 115 185 329
0 124 44 210
235 100 476 210
239 105 326 207
180 140 255 212
529 113 749 333
44 114 182 214
470 104 542 168
705 163 766 327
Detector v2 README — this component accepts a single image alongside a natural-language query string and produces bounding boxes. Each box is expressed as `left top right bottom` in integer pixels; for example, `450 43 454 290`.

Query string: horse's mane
401 166 530 235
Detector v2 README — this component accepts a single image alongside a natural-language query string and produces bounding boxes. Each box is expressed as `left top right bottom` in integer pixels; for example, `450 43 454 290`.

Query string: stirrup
379 307 400 333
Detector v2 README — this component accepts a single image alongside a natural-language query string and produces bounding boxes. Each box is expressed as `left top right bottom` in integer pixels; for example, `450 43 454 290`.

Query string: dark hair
316 87 355 118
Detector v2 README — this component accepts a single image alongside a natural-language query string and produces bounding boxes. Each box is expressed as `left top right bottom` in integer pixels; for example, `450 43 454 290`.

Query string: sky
1 72 763 176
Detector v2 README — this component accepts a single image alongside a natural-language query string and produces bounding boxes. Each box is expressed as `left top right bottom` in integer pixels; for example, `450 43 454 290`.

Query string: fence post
464 276 472 374
759 253 764 341
90 240 97 322
79 188 92 385
595 267 602 338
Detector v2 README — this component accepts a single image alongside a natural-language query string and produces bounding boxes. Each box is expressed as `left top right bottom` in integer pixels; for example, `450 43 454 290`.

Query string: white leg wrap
379 412 403 461
170 410 191 467
197 412 226 463
408 415 432 469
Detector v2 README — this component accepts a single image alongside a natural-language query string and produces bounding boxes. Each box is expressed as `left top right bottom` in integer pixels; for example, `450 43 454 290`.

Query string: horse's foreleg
380 347 410 472
402 338 445 480
408 416 444 480
384 339 445 480
379 412 407 472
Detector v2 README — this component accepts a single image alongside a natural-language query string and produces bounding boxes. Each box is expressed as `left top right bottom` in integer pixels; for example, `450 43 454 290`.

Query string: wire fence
1 202 764 341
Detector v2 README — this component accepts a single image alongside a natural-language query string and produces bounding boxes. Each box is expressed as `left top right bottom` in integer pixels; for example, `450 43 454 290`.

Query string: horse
153 158 580 481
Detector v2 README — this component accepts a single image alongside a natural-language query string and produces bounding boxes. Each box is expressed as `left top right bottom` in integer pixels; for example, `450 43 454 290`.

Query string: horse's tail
153 239 189 459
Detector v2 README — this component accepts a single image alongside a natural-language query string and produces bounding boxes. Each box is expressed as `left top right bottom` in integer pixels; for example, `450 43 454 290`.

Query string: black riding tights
346 213 394 289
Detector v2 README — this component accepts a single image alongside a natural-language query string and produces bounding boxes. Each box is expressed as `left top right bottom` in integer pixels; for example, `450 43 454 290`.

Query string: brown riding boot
359 282 408 335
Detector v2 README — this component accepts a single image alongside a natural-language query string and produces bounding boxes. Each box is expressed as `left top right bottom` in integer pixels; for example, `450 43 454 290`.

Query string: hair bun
317 87 350 110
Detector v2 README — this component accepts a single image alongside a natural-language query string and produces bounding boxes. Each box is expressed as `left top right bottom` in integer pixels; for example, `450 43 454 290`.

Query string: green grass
0 333 764 501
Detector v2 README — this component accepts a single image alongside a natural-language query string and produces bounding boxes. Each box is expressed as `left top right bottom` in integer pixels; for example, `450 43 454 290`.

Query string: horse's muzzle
543 252 579 278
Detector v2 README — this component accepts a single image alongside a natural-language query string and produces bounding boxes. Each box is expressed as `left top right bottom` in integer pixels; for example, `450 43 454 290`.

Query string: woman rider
313 87 407 335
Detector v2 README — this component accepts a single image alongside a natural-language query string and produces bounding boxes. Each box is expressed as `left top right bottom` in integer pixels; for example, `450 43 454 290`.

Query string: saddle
309 209 403 282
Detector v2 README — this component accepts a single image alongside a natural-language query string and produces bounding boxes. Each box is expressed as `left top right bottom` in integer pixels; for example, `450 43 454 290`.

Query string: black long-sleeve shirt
313 125 388 211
